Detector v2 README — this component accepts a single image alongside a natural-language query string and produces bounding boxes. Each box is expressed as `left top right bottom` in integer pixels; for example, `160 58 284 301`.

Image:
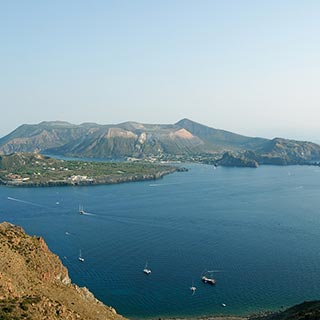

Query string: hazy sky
1 0 320 141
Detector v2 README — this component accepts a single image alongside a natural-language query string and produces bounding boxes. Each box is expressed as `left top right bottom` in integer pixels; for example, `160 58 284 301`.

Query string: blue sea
1 164 320 318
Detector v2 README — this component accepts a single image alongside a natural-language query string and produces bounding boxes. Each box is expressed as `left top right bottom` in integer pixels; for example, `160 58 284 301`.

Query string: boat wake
149 182 182 187
7 196 46 208
81 211 96 216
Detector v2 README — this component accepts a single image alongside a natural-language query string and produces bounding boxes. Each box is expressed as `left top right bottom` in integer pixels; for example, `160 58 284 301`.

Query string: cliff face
216 151 259 168
0 222 126 320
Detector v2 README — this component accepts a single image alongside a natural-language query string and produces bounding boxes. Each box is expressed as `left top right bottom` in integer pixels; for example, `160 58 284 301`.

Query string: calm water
1 164 320 318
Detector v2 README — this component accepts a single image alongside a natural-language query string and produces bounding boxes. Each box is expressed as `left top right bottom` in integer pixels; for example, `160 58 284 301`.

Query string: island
2 119 320 169
0 153 184 187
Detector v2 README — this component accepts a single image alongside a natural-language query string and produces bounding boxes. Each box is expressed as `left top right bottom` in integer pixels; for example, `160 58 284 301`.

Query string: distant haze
1 1 320 142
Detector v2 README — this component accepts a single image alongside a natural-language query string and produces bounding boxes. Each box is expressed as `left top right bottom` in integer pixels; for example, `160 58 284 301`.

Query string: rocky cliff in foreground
0 222 126 320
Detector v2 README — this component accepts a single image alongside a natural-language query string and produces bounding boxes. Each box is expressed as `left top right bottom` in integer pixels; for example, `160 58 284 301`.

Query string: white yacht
79 205 85 215
201 271 216 285
143 262 151 274
190 281 197 294
78 249 85 262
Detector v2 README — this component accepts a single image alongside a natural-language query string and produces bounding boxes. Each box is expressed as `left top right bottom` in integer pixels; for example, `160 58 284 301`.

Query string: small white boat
143 262 151 275
78 249 85 262
190 281 196 294
222 303 227 307
79 205 85 215
201 275 216 285
201 270 216 285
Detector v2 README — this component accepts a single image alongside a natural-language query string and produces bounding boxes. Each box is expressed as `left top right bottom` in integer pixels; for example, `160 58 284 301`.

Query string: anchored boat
201 270 216 285
190 281 197 294
143 262 151 275
78 249 85 262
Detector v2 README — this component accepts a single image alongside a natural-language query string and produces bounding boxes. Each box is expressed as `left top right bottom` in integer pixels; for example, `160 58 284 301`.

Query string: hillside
176 118 268 150
0 221 125 320
257 138 320 165
0 121 94 154
1 119 320 166
0 120 207 158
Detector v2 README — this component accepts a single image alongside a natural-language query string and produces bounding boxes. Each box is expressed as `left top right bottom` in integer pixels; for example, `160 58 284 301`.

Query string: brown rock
0 221 126 320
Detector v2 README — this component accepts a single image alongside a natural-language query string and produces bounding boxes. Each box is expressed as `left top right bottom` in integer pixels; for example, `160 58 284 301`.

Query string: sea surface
1 164 320 318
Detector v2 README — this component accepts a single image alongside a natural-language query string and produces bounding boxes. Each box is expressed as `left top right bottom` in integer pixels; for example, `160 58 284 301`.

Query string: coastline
0 152 189 188
132 308 279 320
151 317 247 320
0 167 180 188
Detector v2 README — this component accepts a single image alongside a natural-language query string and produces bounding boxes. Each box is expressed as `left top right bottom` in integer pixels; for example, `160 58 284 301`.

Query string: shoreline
146 317 248 320
0 168 180 188
0 152 188 188
130 309 279 320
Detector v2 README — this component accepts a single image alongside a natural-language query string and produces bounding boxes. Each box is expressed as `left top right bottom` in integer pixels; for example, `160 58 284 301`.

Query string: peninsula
0 153 181 187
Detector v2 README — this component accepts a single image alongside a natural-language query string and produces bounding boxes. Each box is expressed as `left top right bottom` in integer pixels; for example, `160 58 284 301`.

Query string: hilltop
0 221 125 320
0 119 320 166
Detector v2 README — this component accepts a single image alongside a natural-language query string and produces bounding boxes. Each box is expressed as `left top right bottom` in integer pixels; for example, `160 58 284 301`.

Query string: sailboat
79 205 85 215
143 262 151 275
190 281 197 294
78 249 85 262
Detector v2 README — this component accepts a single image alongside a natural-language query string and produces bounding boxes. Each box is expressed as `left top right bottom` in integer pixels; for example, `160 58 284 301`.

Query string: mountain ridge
1 119 320 166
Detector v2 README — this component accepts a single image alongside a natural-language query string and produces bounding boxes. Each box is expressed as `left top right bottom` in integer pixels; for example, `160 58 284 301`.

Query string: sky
1 0 320 141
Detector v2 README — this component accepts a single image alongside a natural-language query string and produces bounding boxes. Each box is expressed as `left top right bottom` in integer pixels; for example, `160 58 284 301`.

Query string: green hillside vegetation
0 153 178 187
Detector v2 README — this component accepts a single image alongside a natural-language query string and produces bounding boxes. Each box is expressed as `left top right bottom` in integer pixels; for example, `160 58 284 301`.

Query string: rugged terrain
0 221 126 320
1 119 320 166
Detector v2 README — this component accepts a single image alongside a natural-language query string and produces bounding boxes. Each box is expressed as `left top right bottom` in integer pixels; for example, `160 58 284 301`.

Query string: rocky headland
0 221 126 320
